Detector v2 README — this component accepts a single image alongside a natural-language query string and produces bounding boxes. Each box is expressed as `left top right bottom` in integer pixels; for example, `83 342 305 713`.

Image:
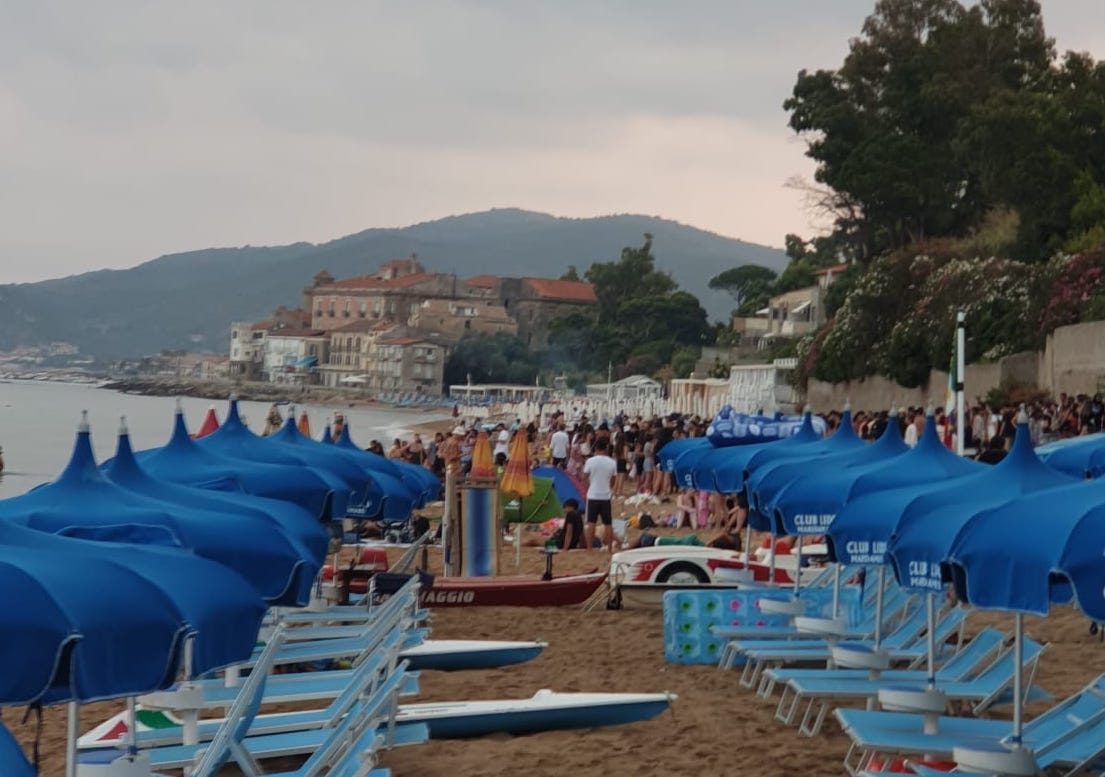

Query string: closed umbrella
500 432 534 498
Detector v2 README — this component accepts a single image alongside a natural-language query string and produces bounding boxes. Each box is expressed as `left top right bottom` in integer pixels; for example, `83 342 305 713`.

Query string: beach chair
131 628 410 750
79 625 287 777
837 674 1105 777
148 658 425 775
776 637 1048 736
752 609 976 699
718 586 917 680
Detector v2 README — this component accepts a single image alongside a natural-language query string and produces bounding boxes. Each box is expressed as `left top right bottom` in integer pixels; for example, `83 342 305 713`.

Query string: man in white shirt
549 423 570 469
493 424 510 464
583 437 618 553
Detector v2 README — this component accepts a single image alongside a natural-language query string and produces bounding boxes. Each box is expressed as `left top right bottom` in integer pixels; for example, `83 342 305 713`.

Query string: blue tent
197 400 353 518
767 417 909 537
135 407 337 519
0 521 264 705
103 424 328 601
825 416 983 566
887 420 1076 594
0 417 313 606
533 465 587 508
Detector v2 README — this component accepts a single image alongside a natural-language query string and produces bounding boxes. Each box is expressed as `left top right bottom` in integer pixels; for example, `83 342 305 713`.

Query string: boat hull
419 572 607 608
396 690 673 738
401 639 547 670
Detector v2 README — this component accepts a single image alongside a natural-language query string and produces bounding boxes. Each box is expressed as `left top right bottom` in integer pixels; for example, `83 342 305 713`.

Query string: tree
708 265 778 312
585 235 677 325
443 332 541 386
559 265 581 281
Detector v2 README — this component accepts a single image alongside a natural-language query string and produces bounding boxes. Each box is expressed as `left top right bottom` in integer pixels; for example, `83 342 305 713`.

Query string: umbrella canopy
502 477 563 523
1034 432 1105 478
197 399 353 518
136 405 337 519
0 723 33 777
706 405 827 446
743 408 871 528
103 422 327 602
500 432 534 497
331 424 438 507
768 416 909 536
266 415 398 521
825 414 983 566
670 439 722 491
532 465 587 508
469 431 496 479
888 418 1076 594
3 414 313 606
0 521 265 705
658 436 710 474
706 411 826 494
193 406 220 439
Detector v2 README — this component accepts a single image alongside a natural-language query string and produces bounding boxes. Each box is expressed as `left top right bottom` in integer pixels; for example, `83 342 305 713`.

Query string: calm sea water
0 380 448 498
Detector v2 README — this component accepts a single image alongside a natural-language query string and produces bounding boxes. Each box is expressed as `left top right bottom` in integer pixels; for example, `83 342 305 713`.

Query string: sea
0 380 449 499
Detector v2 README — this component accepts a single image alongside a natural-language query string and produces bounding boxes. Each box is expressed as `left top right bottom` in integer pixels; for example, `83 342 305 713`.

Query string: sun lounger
776 637 1048 736
757 625 1004 700
837 675 1105 777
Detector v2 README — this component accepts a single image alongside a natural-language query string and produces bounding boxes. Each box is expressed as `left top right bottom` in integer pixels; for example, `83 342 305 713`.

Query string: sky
1 1 1103 284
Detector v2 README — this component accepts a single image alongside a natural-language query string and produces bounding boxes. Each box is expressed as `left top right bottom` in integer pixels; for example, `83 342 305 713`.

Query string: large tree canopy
782 0 1105 261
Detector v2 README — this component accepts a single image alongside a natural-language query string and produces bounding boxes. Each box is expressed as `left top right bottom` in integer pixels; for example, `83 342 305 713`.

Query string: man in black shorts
582 437 617 553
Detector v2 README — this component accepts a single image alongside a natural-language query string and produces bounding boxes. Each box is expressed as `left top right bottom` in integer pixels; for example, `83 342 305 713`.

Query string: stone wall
806 318 1105 410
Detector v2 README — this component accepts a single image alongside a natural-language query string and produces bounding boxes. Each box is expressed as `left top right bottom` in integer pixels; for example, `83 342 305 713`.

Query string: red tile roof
464 275 500 289
319 272 435 291
522 278 597 303
378 337 424 346
330 319 397 333
814 263 850 275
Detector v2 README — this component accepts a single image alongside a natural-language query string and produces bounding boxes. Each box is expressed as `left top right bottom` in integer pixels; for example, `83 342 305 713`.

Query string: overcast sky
1 1 1102 284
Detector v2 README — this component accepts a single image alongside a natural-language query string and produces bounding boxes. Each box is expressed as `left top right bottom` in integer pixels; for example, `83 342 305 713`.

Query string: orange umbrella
468 431 496 479
297 411 311 437
500 431 534 497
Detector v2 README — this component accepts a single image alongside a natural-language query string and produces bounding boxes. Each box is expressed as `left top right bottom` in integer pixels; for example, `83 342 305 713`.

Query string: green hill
0 209 786 359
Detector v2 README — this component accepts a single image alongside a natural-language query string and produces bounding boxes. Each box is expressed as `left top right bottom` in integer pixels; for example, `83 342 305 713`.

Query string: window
344 301 351 318
328 301 336 317
359 302 367 318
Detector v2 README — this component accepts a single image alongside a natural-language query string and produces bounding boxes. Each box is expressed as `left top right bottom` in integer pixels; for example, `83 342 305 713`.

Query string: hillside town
228 256 599 397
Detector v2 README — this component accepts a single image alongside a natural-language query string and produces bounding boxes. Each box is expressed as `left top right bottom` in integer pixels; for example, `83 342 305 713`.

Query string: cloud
0 1 1099 282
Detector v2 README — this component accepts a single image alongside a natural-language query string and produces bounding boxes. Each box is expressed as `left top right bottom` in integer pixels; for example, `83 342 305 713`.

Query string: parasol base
794 615 849 637
953 743 1037 776
878 686 946 733
832 643 890 672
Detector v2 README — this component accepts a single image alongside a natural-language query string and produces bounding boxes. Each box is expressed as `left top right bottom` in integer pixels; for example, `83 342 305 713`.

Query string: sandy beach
12 528 1105 777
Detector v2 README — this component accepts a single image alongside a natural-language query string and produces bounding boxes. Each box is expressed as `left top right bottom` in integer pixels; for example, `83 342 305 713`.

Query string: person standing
549 422 570 469
583 437 618 553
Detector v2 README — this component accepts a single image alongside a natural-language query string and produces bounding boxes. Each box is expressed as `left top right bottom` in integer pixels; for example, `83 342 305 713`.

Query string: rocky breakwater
100 378 361 405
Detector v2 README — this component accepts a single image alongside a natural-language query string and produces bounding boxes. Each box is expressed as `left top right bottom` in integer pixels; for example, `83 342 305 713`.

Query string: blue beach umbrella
1036 432 1105 479
670 439 722 491
658 436 710 475
744 408 869 527
770 416 908 538
0 722 34 777
702 411 826 494
103 421 326 603
135 405 337 520
887 416 1076 596
939 478 1105 771
0 415 313 606
266 414 397 520
0 521 265 705
333 424 439 506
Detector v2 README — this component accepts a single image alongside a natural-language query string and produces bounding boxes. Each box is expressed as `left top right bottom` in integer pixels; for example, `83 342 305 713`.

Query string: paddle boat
608 543 829 609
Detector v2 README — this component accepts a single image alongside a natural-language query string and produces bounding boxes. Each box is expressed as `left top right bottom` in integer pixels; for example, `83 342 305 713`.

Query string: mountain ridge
0 209 787 359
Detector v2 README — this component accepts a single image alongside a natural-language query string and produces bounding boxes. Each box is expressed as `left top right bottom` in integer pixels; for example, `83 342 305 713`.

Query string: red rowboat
419 571 607 608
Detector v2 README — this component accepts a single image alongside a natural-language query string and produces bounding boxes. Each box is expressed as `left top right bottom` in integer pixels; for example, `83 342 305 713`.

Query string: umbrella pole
792 535 803 596
926 592 937 687
443 467 456 577
126 697 138 754
1012 612 1024 745
873 567 885 648
66 702 77 777
183 637 199 747
831 564 841 619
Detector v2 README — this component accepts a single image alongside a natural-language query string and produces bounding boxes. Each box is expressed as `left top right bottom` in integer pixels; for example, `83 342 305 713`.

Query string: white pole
792 535 803 595
956 311 966 456
926 593 937 687
1012 612 1024 744
873 567 885 647
443 467 457 577
66 702 78 777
